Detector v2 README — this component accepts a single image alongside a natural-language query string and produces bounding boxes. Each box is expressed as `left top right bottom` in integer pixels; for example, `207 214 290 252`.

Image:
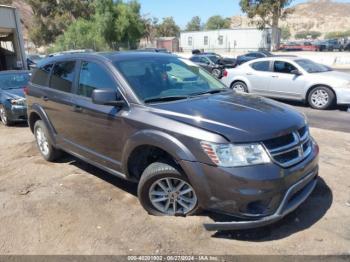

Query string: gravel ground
0 125 349 255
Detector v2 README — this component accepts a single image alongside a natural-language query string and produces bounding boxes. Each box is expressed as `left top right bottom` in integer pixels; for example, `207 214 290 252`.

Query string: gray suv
26 52 319 231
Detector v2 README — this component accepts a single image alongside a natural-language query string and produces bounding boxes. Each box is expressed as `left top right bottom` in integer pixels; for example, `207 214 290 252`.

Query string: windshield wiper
190 89 228 97
144 95 189 103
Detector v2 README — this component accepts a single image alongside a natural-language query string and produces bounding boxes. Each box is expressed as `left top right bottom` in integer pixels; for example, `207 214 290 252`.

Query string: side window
204 36 208 45
188 37 193 46
199 57 209 64
50 61 76 92
31 63 53 86
78 61 116 98
251 61 270 72
273 61 297 74
190 56 200 62
218 35 224 45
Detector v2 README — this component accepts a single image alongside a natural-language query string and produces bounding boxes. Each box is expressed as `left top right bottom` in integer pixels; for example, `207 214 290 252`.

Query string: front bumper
335 87 350 105
204 170 317 231
179 141 319 231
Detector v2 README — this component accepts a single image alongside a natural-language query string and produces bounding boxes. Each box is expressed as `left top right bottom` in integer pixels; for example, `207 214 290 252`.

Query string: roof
244 56 303 64
37 51 176 66
0 70 29 75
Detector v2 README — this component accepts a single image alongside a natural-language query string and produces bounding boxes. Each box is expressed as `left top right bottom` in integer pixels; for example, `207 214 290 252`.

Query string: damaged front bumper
203 170 318 231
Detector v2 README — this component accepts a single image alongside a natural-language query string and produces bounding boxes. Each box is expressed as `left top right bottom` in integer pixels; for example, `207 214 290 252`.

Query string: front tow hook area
203 172 318 231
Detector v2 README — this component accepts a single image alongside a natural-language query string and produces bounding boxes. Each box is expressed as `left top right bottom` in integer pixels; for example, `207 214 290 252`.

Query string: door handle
246 73 253 76
42 96 49 101
73 105 83 113
272 75 279 78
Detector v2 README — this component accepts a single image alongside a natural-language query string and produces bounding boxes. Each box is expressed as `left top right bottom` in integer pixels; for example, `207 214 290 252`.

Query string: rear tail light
223 70 228 77
23 86 29 95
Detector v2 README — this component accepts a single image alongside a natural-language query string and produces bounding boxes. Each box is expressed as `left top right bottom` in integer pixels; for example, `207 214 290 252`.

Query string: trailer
0 5 26 71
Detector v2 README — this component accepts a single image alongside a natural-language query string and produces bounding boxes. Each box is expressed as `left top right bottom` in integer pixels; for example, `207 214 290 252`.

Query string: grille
263 126 312 168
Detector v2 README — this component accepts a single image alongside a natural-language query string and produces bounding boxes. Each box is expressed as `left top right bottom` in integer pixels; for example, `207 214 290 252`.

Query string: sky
135 0 350 29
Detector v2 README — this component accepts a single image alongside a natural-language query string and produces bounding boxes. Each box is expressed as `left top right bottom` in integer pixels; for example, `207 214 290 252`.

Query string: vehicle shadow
275 99 349 112
58 154 138 197
209 177 332 241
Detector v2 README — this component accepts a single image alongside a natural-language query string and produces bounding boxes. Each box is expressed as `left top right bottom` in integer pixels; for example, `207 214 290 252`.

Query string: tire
211 68 222 79
138 162 199 216
308 86 335 110
0 104 12 126
34 120 62 161
231 81 248 93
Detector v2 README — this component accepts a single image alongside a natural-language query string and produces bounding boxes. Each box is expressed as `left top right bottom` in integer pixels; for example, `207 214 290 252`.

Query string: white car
221 57 350 109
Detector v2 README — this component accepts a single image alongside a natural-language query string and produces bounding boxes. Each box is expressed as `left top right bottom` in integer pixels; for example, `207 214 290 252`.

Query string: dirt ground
0 124 349 255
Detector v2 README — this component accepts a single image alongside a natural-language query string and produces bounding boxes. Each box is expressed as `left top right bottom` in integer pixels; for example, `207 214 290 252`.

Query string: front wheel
138 162 199 216
231 81 248 93
308 86 335 110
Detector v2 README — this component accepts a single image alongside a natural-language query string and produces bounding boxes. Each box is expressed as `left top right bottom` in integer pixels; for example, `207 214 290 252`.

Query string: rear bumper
204 170 317 231
6 105 27 122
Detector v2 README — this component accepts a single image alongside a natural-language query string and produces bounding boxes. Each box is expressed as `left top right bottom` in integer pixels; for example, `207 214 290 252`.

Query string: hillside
231 0 350 38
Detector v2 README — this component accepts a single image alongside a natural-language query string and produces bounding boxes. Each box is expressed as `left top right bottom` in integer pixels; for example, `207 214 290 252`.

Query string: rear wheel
308 86 335 110
138 162 199 216
0 105 12 126
212 68 222 79
34 120 62 161
231 81 248 93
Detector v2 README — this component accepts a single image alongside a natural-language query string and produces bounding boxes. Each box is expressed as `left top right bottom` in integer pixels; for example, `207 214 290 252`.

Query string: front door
67 60 126 172
269 61 306 100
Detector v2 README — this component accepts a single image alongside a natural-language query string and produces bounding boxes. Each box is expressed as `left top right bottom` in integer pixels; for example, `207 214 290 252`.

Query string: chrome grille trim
263 126 312 168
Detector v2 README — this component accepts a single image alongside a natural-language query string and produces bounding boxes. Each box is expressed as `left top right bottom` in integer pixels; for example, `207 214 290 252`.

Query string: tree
205 16 231 30
51 0 145 51
157 17 180 37
0 0 12 5
295 30 321 39
186 16 202 31
325 30 350 39
281 26 291 40
26 0 95 46
143 16 159 43
240 0 294 51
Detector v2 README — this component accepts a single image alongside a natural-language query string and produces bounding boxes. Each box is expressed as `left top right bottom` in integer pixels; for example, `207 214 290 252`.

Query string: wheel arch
229 78 250 92
122 130 196 181
306 84 337 104
28 104 57 145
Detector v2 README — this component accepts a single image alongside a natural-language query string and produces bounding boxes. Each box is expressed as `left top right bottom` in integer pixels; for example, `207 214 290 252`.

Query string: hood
149 91 306 143
1 88 25 100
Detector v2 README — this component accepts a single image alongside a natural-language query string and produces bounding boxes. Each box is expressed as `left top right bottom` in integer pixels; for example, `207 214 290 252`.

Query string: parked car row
281 39 350 52
0 51 322 232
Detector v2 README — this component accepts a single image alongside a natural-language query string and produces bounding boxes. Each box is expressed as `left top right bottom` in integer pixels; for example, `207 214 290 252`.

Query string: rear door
269 60 307 100
67 60 126 172
43 60 78 140
246 60 272 95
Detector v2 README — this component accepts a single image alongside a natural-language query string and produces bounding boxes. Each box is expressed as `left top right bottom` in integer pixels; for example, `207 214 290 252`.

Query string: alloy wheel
233 83 247 93
311 89 329 108
35 127 50 156
149 177 197 215
212 69 221 78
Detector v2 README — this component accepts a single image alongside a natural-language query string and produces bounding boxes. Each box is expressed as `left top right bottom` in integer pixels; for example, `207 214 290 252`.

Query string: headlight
201 142 271 167
9 98 26 106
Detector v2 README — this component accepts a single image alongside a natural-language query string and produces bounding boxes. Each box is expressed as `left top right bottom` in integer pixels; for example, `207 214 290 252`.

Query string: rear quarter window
31 64 53 86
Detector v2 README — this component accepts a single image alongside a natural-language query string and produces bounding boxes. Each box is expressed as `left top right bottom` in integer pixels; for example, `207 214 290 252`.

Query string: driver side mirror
92 89 125 107
291 69 302 76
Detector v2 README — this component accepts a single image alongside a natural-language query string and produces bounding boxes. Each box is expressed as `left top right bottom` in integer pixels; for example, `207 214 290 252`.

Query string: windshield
207 55 220 63
113 56 227 103
295 59 332 73
0 73 30 90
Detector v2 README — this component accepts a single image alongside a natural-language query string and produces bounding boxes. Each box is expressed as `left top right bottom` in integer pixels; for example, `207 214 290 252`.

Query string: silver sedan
221 57 350 109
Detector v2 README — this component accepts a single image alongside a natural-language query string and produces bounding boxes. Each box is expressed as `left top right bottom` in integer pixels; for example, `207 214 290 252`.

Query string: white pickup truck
0 5 26 71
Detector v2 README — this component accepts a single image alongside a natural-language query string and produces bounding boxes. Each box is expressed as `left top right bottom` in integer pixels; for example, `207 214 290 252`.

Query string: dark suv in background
26 52 319 231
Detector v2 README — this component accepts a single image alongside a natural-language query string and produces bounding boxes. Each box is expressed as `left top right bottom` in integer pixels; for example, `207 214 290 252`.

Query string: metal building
180 28 273 53
0 5 26 71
